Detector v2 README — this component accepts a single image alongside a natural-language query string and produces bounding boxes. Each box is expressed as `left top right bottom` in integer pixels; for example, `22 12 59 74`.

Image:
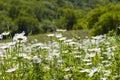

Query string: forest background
0 0 120 36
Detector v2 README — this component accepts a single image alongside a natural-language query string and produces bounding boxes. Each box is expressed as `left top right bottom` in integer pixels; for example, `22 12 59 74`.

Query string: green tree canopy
83 4 120 35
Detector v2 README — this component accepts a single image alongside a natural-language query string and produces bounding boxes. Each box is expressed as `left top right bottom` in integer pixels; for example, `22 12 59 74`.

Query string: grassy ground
27 29 90 42
0 29 90 43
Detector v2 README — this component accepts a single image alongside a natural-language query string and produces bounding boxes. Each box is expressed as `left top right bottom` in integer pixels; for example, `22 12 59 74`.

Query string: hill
0 0 120 36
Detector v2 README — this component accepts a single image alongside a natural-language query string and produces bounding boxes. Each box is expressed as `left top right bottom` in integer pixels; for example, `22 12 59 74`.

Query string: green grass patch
28 29 90 42
0 29 89 43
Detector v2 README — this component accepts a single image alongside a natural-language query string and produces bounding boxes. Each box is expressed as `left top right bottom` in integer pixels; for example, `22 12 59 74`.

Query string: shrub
85 4 120 35
90 11 120 35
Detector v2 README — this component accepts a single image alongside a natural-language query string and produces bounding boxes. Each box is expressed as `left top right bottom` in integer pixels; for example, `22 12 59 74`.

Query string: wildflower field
0 30 120 80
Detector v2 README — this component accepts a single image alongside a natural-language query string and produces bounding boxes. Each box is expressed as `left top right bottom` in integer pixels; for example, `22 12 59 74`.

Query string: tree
85 4 120 35
59 8 81 30
15 16 40 35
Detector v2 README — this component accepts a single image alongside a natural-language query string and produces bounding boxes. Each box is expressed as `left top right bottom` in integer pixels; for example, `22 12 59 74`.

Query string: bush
84 4 120 35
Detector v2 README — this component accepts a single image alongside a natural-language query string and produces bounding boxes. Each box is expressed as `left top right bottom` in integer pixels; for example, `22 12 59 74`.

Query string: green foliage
59 8 85 30
0 0 120 35
84 4 120 35
9 6 20 19
73 19 88 30
40 19 56 33
0 15 17 34
59 8 77 30
15 16 40 35
86 7 105 29
91 12 120 35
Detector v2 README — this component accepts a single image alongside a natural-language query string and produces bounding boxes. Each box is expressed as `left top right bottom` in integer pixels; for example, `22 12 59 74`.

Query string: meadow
0 30 120 80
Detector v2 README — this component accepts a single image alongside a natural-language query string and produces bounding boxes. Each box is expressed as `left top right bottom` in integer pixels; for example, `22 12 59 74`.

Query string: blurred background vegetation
0 0 120 36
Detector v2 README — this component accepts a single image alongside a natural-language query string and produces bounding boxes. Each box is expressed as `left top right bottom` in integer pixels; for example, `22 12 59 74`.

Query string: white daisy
13 31 27 43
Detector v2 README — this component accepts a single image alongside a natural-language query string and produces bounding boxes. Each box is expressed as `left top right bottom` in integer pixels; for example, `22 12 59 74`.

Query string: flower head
13 31 27 43
2 31 10 36
56 29 66 32
47 34 54 37
30 55 41 63
6 66 18 73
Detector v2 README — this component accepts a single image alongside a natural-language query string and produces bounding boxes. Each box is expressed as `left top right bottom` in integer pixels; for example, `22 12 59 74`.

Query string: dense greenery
84 4 120 35
0 0 120 35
